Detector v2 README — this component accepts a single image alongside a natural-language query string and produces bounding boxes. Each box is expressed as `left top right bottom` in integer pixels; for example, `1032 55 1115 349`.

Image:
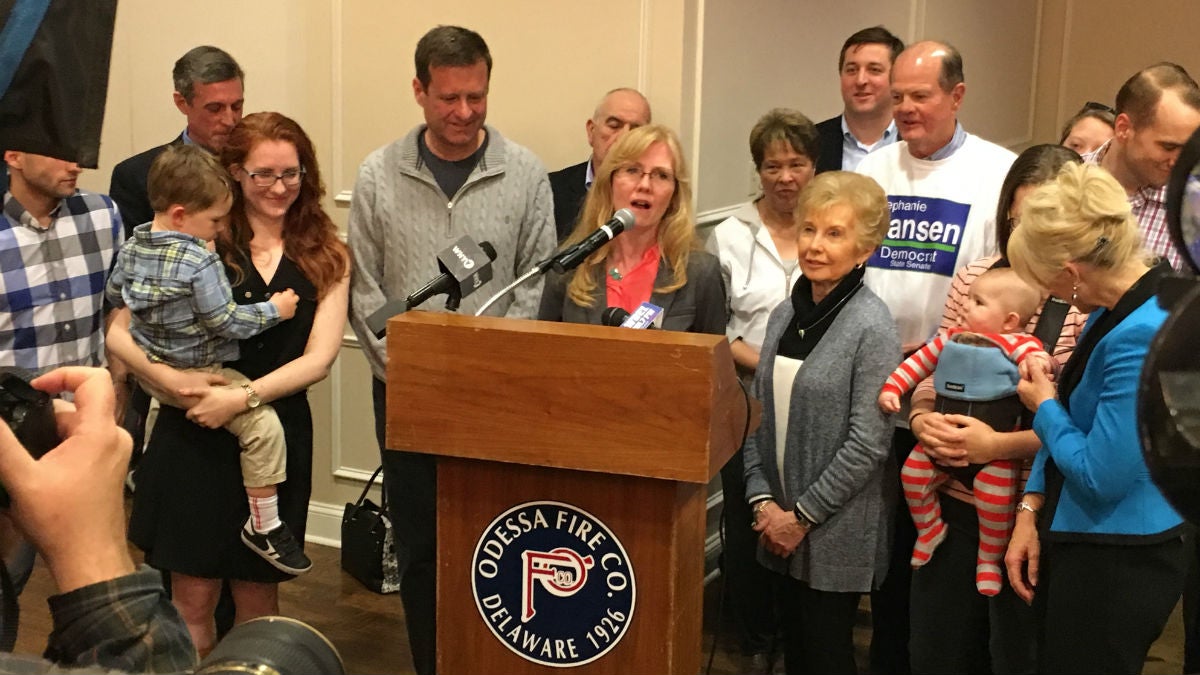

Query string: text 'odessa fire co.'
472 501 636 667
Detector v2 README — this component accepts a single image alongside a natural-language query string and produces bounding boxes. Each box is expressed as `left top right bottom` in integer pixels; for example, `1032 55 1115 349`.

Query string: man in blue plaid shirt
0 150 122 598
0 151 122 374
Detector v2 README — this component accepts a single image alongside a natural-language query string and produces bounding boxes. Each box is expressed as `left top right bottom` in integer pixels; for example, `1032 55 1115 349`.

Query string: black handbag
341 465 400 594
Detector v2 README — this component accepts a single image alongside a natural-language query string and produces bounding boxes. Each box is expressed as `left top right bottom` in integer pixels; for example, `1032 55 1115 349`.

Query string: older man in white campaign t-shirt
853 39 1017 675
856 42 1015 355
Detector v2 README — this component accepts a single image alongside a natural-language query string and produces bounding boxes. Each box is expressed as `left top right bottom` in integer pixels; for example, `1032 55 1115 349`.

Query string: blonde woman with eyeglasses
537 124 725 335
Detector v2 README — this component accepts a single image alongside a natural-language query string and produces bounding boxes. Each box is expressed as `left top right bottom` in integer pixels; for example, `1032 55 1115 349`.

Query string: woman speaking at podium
742 171 899 675
536 124 725 336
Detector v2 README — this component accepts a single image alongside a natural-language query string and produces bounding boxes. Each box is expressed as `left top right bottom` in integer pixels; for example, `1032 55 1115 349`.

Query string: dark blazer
815 115 844 174
537 249 727 335
548 159 589 243
109 134 184 238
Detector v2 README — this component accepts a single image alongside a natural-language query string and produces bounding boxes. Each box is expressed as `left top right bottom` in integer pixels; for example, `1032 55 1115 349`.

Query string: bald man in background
548 88 651 241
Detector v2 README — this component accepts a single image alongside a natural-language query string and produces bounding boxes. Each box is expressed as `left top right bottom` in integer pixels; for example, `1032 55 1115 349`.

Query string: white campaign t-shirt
856 134 1016 351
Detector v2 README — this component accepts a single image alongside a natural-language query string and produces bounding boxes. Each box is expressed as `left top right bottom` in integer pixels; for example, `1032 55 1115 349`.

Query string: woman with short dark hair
1059 102 1115 155
703 109 820 666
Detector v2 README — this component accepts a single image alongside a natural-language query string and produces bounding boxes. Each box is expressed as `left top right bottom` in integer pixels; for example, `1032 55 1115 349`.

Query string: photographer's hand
0 367 134 593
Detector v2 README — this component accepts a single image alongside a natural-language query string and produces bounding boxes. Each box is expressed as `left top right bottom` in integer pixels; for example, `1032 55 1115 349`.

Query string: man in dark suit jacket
109 46 244 237
548 88 651 241
106 45 246 642
815 26 904 174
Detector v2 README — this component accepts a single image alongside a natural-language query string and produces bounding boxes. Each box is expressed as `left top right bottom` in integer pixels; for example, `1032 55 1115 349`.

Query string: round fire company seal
471 500 636 667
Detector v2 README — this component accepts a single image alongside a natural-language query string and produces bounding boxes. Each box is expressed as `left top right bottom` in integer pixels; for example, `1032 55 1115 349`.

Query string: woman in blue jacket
1005 162 1184 674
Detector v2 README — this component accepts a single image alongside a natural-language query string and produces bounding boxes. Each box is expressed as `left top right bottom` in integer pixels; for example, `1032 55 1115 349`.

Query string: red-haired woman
109 112 349 655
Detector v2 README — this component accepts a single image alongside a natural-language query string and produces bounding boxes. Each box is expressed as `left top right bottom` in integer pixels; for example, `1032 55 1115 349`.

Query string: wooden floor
9 541 1187 674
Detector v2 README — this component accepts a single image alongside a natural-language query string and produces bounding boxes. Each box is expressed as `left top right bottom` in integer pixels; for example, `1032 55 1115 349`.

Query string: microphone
366 237 497 339
549 208 635 273
365 298 409 340
406 237 497 311
601 302 663 329
601 307 636 327
474 209 634 317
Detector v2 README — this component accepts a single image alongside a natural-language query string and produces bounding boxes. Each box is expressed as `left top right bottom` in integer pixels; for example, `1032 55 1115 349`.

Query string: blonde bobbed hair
1008 163 1150 290
794 171 891 255
563 124 697 308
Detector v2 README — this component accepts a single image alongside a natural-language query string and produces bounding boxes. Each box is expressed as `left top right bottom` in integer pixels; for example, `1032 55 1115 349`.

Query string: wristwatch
792 504 817 531
241 383 262 409
1015 501 1039 517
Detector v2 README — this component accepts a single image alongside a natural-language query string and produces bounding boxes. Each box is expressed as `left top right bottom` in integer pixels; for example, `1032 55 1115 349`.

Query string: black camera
0 368 59 508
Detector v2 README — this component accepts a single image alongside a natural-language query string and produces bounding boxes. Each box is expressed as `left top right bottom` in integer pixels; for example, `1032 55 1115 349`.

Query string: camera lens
194 616 344 675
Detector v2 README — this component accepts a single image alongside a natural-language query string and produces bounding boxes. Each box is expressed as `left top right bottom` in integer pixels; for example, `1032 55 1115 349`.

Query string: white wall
1054 0 1200 124
693 1 912 214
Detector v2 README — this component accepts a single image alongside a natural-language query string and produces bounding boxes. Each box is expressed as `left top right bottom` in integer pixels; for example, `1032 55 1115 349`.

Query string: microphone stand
474 226 610 317
474 266 541 317
474 210 631 318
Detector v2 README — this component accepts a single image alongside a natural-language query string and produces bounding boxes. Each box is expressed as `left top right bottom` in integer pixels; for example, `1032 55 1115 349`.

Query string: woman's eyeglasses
244 167 306 188
614 164 675 188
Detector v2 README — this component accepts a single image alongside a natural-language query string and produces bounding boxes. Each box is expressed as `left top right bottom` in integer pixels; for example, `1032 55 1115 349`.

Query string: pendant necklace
796 281 862 339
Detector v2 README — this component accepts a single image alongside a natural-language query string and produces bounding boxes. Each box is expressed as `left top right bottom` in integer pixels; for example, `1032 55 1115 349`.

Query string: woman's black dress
129 254 316 583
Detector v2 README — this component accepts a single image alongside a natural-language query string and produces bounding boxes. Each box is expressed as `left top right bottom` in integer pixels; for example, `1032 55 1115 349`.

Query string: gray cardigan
744 287 900 592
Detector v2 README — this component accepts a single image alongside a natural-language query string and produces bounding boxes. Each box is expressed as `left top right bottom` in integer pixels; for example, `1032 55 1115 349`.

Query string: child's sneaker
241 518 312 575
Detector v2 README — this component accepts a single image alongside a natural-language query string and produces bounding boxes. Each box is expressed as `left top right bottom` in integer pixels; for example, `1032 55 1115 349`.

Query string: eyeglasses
1082 101 1116 115
614 164 675 188
244 167 306 188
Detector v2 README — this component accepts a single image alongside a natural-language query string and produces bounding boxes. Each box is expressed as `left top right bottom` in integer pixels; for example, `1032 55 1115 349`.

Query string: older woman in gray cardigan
745 171 900 675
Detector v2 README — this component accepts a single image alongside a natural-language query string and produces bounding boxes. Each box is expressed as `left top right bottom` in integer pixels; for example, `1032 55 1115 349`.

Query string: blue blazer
1026 296 1182 537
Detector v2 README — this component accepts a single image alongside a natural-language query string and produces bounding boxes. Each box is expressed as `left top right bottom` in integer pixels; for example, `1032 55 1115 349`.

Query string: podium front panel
436 456 705 675
386 312 746 483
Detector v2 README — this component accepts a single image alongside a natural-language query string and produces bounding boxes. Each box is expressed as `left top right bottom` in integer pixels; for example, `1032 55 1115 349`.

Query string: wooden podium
386 312 754 674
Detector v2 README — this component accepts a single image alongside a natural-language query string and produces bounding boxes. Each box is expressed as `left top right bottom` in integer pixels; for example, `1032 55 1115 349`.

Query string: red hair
218 112 349 297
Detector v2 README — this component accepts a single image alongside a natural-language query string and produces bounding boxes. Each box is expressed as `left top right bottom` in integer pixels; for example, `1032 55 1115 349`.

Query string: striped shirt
105 224 280 369
913 254 1089 502
0 190 122 373
884 327 1045 398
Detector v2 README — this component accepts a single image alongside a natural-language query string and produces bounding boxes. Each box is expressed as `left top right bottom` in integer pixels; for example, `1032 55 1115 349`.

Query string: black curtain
0 0 117 168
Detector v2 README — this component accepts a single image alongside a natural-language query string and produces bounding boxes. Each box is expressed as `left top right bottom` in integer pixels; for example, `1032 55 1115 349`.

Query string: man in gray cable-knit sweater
347 25 555 675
